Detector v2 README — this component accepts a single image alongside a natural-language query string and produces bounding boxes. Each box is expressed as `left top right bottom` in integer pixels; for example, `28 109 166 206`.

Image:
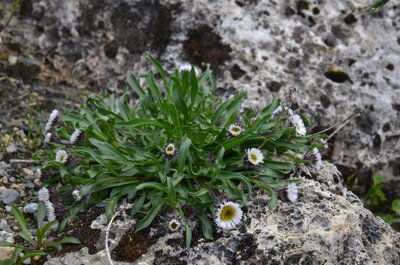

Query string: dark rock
344 13 357 24
230 64 246 80
183 25 232 72
267 81 282 92
324 68 350 83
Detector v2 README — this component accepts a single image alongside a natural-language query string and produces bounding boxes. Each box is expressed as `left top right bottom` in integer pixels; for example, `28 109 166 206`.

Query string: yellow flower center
232 127 240 132
249 153 257 163
170 222 179 230
220 205 237 221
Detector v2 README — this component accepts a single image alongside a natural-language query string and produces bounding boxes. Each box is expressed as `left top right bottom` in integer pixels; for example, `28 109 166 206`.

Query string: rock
0 246 15 262
0 219 12 232
1 189 20 205
23 203 38 214
6 144 17 153
0 162 10 177
22 168 35 180
45 163 400 265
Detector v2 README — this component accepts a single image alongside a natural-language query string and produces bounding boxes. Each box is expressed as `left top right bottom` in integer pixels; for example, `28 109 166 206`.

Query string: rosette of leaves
43 54 323 247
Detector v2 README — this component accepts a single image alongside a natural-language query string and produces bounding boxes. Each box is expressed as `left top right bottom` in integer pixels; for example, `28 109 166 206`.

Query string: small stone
0 246 14 261
6 144 17 153
34 178 42 187
0 219 12 232
25 181 35 189
1 189 20 205
23 203 38 214
9 177 15 183
22 168 35 178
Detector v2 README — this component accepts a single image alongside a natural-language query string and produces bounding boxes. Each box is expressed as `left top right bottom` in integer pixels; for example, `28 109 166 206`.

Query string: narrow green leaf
36 201 46 230
135 201 164 232
11 206 32 242
147 71 164 110
17 250 47 265
184 223 192 249
178 137 192 175
127 75 146 99
57 236 81 245
131 195 146 216
199 215 213 240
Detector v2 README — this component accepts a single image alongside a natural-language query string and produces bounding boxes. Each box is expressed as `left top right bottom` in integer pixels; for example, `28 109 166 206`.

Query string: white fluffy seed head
45 200 56 221
290 114 306 136
168 219 181 232
70 129 82 144
287 183 299 203
228 124 243 136
38 187 50 202
245 148 264 165
215 201 243 230
45 109 59 132
55 150 68 164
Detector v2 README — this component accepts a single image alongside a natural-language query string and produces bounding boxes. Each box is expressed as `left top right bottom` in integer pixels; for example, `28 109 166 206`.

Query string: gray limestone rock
3 0 399 188
45 162 400 265
23 202 38 214
1 188 20 205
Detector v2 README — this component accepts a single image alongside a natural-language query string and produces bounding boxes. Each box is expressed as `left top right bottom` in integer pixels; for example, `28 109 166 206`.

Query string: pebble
6 144 17 153
25 181 35 189
23 168 35 180
1 189 20 205
23 203 38 214
9 177 15 183
8 55 18 65
0 219 12 232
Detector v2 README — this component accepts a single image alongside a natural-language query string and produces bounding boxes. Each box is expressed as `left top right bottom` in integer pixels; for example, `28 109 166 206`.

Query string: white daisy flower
228 124 243 136
45 109 60 132
164 143 176 156
168 219 181 232
55 150 69 164
45 200 56 221
72 190 82 201
245 148 264 165
290 114 306 136
44 132 52 143
178 63 200 76
70 129 82 144
304 147 322 169
38 187 50 202
287 183 299 203
215 201 243 230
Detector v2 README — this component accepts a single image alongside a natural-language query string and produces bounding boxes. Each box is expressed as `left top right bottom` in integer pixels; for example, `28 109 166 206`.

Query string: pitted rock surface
45 163 400 265
3 0 399 186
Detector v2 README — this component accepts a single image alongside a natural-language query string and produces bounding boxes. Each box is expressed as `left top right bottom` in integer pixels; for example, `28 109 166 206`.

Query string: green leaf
11 206 32 243
57 236 81 245
167 177 176 208
199 215 213 240
17 250 47 265
372 175 385 186
127 75 146 99
37 220 58 246
184 222 192 249
36 201 46 230
135 200 164 232
147 71 164 110
217 171 253 196
263 160 294 171
130 195 146 217
178 137 192 175
190 68 199 108
392 199 400 215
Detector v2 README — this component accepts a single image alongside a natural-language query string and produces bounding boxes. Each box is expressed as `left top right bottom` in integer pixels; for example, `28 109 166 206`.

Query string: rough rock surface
44 162 400 265
2 0 399 191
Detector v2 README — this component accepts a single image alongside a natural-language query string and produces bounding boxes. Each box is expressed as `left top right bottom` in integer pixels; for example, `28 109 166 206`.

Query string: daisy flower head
303 147 322 169
228 124 243 136
45 132 53 143
45 109 60 132
287 183 299 203
168 219 181 232
70 129 83 144
55 150 69 164
164 143 176 156
290 114 306 136
245 148 264 165
72 190 82 201
215 201 243 230
178 63 200 76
